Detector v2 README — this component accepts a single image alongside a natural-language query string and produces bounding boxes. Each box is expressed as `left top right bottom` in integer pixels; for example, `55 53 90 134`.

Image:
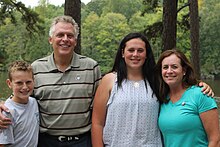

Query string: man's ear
49 37 52 44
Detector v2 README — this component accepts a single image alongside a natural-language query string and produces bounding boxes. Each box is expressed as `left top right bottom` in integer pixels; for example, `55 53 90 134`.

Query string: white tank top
103 79 162 147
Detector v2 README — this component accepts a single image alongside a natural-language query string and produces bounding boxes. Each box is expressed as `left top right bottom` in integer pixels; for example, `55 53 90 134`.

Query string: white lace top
103 79 162 147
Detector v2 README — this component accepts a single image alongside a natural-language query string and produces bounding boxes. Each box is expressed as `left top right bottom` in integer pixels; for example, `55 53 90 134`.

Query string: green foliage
200 0 220 77
0 0 42 33
81 12 101 61
0 0 219 78
103 0 143 19
0 2 63 66
82 12 130 73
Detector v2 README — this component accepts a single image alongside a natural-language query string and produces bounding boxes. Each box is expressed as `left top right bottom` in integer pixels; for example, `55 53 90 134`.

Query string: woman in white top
92 33 164 147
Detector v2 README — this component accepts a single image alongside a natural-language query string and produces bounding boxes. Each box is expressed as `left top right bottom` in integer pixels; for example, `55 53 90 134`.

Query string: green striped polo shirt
31 52 102 136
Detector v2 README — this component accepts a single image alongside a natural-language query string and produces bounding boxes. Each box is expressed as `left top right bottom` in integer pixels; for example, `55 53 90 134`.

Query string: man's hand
0 101 12 129
199 82 215 97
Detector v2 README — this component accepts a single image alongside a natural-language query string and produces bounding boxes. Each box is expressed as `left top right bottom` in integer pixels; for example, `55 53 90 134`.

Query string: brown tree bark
64 0 81 54
162 0 178 51
189 0 201 79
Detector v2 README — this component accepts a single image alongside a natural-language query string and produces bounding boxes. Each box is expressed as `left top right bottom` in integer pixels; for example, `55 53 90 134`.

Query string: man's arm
198 82 214 97
0 102 12 129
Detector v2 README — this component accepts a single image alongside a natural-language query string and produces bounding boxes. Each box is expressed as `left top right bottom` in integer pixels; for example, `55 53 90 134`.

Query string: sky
18 0 91 7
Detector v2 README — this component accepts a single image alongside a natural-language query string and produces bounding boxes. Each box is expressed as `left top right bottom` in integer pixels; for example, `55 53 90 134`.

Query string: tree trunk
189 0 200 79
162 0 178 51
64 0 81 54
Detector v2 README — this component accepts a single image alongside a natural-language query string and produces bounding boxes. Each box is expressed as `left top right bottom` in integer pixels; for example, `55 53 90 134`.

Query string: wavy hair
49 15 79 39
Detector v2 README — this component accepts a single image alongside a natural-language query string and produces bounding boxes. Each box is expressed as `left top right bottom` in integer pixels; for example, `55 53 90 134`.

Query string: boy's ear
6 79 12 89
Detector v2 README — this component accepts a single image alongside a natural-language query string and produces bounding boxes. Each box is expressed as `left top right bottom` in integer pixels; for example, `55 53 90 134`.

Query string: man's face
49 22 77 57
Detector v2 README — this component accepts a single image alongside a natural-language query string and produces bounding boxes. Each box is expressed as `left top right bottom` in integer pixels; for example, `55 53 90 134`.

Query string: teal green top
158 86 217 147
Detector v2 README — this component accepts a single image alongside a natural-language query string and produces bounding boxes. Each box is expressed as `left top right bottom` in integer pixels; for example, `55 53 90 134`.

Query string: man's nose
62 34 68 40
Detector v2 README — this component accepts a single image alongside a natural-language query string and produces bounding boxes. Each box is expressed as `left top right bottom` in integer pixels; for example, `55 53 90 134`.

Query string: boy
0 61 39 147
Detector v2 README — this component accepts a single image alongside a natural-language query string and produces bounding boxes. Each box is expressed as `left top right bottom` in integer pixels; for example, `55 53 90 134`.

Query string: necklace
133 82 140 88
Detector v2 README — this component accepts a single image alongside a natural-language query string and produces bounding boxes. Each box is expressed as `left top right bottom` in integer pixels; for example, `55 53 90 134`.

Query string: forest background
0 0 219 79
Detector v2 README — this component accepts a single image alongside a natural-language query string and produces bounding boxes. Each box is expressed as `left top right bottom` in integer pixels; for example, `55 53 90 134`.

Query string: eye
15 81 23 86
137 48 144 53
26 81 33 85
56 33 64 38
171 65 178 69
67 34 74 39
162 65 168 70
127 48 135 53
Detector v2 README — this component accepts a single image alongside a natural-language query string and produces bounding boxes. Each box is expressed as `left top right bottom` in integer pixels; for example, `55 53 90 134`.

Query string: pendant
133 82 139 88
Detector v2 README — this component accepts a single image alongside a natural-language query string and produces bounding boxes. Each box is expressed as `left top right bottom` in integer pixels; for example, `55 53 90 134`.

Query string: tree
64 0 81 54
189 0 200 79
162 0 178 51
200 0 220 78
103 0 143 19
82 12 130 73
0 0 42 33
81 12 101 61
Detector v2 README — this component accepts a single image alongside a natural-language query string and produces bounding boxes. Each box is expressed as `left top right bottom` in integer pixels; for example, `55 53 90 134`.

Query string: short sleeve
197 93 217 114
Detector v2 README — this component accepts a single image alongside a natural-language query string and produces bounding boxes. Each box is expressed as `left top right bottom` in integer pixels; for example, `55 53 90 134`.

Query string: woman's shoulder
102 72 116 81
98 72 116 90
186 85 214 102
188 85 207 95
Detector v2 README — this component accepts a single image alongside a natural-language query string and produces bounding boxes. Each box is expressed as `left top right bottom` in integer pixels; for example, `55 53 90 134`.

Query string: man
0 15 102 147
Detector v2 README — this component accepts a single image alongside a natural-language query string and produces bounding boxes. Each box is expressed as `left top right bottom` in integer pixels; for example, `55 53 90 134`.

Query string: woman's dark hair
155 49 198 103
111 32 161 102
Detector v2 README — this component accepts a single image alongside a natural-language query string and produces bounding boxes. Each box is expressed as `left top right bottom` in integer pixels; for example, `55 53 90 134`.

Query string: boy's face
6 71 34 104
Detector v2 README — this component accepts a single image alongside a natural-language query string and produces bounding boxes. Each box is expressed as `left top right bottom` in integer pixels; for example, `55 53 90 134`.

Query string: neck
127 69 143 81
11 96 28 104
54 54 73 72
169 85 187 103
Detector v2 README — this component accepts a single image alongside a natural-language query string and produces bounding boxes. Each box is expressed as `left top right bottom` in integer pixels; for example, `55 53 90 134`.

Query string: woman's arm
92 73 115 147
200 108 220 147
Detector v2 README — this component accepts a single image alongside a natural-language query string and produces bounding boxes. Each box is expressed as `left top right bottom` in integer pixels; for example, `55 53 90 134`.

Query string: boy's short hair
8 61 33 81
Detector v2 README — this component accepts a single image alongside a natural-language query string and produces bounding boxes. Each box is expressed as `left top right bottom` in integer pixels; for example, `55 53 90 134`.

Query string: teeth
61 45 69 48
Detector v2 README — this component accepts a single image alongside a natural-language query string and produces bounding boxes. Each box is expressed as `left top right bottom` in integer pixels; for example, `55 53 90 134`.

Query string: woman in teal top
155 49 220 147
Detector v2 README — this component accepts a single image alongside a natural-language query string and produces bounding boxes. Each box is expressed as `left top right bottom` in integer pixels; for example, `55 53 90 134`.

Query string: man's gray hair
49 15 79 39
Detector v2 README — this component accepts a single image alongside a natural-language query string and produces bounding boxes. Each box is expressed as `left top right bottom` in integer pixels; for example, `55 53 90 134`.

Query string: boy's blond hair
8 61 33 81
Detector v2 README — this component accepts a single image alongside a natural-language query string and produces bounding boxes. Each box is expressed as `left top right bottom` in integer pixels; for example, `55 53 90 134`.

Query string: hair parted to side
155 49 198 103
8 61 33 81
49 15 79 38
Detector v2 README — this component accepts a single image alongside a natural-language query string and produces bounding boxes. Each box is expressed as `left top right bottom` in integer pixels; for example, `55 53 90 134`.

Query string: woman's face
161 54 185 88
122 38 147 71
